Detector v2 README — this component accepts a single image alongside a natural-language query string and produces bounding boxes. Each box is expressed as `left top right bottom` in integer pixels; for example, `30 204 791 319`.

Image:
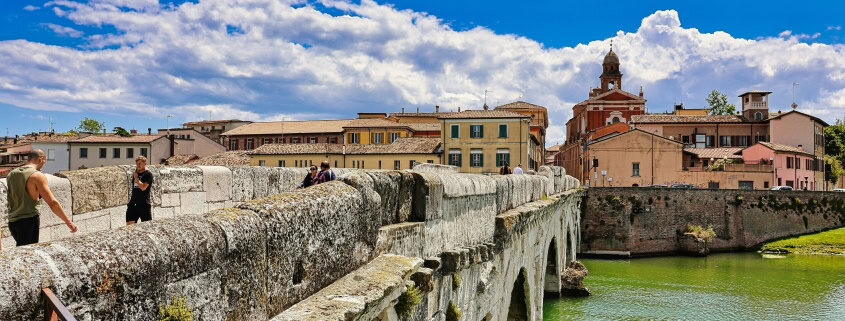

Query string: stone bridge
0 163 581 320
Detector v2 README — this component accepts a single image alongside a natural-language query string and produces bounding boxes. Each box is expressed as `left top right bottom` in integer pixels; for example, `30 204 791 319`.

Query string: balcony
744 101 767 108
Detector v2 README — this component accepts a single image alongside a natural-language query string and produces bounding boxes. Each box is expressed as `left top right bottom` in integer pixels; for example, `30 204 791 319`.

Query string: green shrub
395 285 422 319
446 301 462 321
159 297 193 321
684 224 716 243
451 273 461 290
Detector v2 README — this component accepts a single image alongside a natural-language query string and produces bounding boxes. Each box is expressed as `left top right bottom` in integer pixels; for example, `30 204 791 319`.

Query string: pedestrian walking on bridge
4 149 76 248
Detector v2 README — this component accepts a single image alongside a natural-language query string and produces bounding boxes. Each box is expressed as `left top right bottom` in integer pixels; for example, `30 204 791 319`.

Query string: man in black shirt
126 156 153 225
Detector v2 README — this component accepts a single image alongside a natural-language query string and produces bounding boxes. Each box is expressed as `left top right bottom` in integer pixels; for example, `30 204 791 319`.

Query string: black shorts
9 216 40 247
126 202 152 223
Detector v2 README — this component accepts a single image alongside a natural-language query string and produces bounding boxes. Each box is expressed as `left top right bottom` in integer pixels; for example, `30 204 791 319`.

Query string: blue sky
0 0 843 145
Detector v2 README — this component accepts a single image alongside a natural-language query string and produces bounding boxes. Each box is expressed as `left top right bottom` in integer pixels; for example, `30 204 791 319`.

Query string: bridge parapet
0 165 580 320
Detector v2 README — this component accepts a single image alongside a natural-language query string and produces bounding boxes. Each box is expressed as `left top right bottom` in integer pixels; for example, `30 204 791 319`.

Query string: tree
706 90 737 115
824 119 845 185
114 126 131 137
78 117 105 133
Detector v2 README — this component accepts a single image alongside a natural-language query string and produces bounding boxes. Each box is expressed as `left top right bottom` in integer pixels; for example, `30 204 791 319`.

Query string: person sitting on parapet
499 161 512 175
314 160 336 185
126 156 153 225
4 148 77 248
513 164 524 174
298 165 318 189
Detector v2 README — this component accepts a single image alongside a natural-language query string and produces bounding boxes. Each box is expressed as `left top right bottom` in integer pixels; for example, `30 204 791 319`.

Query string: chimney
416 107 419 114
674 103 684 111
797 144 803 150
148 128 152 135
458 107 461 112
130 129 138 134
435 105 439 113
14 135 18 144
483 104 489 110
401 107 405 113
639 85 644 97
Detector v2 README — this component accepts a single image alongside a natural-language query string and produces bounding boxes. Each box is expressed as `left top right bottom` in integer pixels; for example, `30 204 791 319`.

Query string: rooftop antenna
48 116 55 133
791 82 799 109
484 89 491 106
166 115 174 135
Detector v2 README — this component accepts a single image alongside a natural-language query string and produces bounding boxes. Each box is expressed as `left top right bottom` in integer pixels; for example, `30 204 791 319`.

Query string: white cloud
778 30 792 37
23 5 40 11
0 2 844 148
41 23 83 37
828 25 842 31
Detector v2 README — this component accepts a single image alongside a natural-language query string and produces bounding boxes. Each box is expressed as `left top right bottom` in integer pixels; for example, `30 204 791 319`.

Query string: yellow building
248 137 442 170
343 117 414 145
494 101 549 170
439 109 531 174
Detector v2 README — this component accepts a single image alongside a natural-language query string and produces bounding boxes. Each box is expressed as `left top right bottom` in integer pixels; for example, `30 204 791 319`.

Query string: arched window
754 112 762 120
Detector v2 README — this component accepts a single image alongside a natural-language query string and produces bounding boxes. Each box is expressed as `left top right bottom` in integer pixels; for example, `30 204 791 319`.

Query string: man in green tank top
4 149 77 248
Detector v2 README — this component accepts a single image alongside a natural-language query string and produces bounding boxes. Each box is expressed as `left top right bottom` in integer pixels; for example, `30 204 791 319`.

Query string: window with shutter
451 124 459 138
498 124 507 138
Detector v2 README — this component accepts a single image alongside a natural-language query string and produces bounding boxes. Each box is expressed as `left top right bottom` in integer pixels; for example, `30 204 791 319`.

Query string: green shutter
479 125 484 138
457 153 462 167
505 153 510 165
451 125 459 138
496 153 501 166
479 153 484 167
499 124 507 138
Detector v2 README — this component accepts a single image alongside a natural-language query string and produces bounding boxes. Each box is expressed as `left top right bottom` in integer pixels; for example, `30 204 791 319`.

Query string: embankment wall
581 187 845 256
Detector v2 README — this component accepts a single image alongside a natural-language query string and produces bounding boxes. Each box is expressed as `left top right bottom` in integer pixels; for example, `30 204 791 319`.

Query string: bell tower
600 41 622 93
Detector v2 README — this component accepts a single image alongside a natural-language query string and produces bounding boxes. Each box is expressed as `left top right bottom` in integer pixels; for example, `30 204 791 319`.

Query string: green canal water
544 253 845 320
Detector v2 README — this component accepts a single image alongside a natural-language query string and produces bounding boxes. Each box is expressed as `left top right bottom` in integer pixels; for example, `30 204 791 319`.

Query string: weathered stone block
164 268 226 321
161 193 180 208
440 250 460 272
36 175 72 228
109 205 127 229
200 166 232 202
179 192 208 216
236 181 376 317
375 222 424 257
58 166 129 214
153 207 175 220
424 257 441 271
231 167 255 202
77 212 111 235
157 166 203 194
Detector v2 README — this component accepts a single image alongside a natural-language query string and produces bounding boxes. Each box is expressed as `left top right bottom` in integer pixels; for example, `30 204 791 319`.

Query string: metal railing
42 288 76 321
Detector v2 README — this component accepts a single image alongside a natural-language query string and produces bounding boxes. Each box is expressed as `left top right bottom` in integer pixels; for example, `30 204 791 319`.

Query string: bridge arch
544 237 561 293
506 268 531 321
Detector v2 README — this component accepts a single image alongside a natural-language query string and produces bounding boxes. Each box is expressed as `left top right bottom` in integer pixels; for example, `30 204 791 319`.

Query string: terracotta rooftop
343 118 412 129
630 114 744 123
683 148 743 159
70 134 165 143
191 151 250 166
250 138 441 155
389 112 456 118
405 123 441 132
495 101 548 110
758 142 813 155
250 143 345 155
546 144 563 152
165 154 200 165
222 119 352 136
345 137 441 154
183 119 248 126
438 109 529 119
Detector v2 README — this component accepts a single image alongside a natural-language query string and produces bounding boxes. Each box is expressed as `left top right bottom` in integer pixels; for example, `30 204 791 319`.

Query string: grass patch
760 227 845 255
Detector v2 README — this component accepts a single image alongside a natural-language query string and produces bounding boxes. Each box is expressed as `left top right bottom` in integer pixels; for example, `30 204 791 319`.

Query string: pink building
742 142 817 190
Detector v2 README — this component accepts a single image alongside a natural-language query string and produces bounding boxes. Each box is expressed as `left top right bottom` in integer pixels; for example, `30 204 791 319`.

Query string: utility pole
791 82 799 109
166 115 174 136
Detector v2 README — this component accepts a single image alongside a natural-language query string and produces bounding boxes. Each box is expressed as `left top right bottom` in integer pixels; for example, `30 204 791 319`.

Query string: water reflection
544 253 845 321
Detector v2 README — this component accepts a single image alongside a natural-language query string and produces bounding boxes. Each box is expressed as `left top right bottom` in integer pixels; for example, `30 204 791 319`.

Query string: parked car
645 184 669 188
770 186 793 191
670 184 696 189
833 189 845 192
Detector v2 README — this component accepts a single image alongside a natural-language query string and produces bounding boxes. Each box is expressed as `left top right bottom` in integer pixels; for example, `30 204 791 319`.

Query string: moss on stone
158 296 193 321
446 301 462 321
451 272 461 290
395 285 422 320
